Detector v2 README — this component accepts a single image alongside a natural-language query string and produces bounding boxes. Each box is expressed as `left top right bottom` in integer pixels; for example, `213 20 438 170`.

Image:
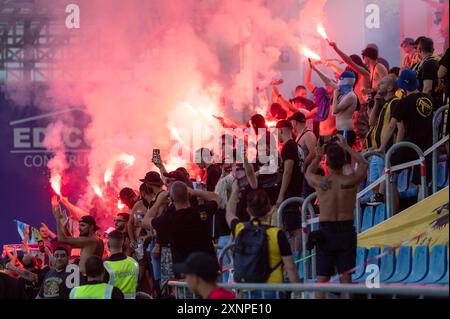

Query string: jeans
147 240 161 281
368 156 385 184
216 235 231 283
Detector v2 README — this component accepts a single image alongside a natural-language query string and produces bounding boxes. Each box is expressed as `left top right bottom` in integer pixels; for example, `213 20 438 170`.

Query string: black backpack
233 220 282 283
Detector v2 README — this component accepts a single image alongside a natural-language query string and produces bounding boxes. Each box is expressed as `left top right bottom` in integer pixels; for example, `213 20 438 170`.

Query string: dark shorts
282 203 302 232
316 221 357 277
390 147 432 185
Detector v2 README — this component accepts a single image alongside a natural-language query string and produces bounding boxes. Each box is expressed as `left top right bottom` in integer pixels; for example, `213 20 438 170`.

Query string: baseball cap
79 215 100 231
140 171 164 186
288 112 306 123
163 170 186 182
401 37 415 47
108 230 124 241
173 252 219 281
275 119 293 129
397 69 419 92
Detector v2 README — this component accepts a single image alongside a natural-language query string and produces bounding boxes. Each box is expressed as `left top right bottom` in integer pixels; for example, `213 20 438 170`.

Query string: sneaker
366 193 384 206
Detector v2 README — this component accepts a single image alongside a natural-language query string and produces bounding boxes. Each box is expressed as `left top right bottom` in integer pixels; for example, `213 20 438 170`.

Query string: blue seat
403 246 429 283
380 247 396 282
352 247 367 281
361 207 374 232
420 245 448 284
385 246 412 283
356 247 380 282
373 205 386 226
436 265 449 285
297 260 305 281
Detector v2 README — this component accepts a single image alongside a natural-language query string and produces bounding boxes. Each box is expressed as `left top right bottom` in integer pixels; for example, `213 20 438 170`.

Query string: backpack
233 220 282 283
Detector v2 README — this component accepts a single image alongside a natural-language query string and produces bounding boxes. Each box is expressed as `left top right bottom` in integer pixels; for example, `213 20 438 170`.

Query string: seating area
352 245 449 285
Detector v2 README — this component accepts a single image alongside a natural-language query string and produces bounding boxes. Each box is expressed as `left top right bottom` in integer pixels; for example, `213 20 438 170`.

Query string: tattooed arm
6 262 38 283
305 142 326 190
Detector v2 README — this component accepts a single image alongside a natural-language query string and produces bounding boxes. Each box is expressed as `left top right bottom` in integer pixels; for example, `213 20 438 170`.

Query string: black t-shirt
440 48 449 101
206 164 222 192
281 139 303 198
37 270 70 299
151 201 219 263
155 205 175 246
230 219 292 257
392 92 434 151
417 56 442 106
0 273 27 299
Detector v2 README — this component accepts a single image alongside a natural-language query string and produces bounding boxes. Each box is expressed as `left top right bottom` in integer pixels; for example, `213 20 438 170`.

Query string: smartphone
152 149 161 165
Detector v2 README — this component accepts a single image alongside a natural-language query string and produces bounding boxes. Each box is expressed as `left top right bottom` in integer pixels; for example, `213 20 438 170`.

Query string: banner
14 220 42 244
358 187 449 249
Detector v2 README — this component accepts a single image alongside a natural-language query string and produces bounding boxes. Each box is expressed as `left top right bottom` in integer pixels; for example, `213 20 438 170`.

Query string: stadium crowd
0 37 448 300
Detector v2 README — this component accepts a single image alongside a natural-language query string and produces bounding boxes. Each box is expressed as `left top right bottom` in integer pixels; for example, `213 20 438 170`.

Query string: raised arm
311 63 338 89
142 191 169 230
53 203 95 248
6 261 38 283
305 61 316 93
243 154 258 190
337 135 368 183
225 180 240 228
272 85 297 113
60 196 88 221
329 42 371 79
189 189 222 206
333 89 357 114
305 142 325 189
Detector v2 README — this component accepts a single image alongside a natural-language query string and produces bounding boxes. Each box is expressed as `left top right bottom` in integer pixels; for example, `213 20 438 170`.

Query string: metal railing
276 197 304 230
432 105 449 194
301 193 318 281
385 142 428 218
168 281 449 299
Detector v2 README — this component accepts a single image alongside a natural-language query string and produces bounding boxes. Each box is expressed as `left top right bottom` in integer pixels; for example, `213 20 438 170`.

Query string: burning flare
317 24 328 40
117 199 125 210
301 46 321 61
92 185 103 198
104 153 136 184
50 174 62 196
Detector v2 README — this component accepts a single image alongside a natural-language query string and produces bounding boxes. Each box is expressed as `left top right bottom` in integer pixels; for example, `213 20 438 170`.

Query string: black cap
275 119 293 129
108 230 124 241
163 171 186 183
288 112 306 123
79 215 100 231
140 171 164 186
173 252 219 280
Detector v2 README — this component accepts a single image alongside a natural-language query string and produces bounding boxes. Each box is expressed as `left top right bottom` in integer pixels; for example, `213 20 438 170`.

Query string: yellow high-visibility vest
69 283 114 299
103 256 139 299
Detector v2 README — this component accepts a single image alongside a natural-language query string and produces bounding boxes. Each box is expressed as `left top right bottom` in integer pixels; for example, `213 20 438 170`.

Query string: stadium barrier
167 281 449 299
432 105 449 194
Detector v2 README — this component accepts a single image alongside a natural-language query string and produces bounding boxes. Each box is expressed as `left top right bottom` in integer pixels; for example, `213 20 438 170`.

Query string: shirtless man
305 135 368 299
332 71 358 154
52 196 104 280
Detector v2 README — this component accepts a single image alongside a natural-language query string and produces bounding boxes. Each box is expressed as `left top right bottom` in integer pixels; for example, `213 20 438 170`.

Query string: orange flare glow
104 153 136 183
168 125 184 144
117 199 125 210
93 185 103 198
301 47 321 61
317 24 328 40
